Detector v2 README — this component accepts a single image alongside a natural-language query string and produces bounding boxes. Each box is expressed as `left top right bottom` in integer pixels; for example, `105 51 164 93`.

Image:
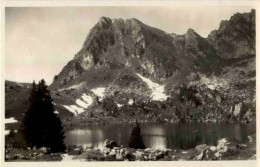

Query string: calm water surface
64 123 256 150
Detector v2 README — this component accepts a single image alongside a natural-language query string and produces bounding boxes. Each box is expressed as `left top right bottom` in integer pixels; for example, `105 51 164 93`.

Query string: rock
216 138 238 159
104 139 118 149
209 146 217 151
109 149 116 156
248 136 253 143
195 152 204 160
195 144 208 153
67 146 83 155
116 154 123 160
233 102 248 117
195 138 239 160
216 95 221 104
154 151 165 160
39 147 50 154
33 146 37 151
237 144 247 149
242 109 253 121
195 93 204 105
249 154 256 160
102 148 111 155
195 146 217 160
5 155 11 160
144 148 154 153
14 153 25 160
125 152 135 161
133 151 144 160
248 134 256 143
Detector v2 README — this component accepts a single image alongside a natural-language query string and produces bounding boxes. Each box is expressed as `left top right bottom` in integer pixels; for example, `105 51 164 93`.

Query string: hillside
5 80 31 121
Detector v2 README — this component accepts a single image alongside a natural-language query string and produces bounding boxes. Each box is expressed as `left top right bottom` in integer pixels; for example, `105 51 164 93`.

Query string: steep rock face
50 16 222 90
171 28 219 74
208 9 255 59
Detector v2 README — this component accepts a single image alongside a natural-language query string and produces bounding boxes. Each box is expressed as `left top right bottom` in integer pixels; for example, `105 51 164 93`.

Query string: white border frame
1 1 259 167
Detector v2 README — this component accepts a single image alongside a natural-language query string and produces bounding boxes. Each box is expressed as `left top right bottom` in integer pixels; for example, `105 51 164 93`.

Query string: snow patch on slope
16 82 23 87
5 117 18 124
117 103 123 107
64 94 93 116
5 130 10 135
91 87 106 100
58 82 86 91
136 73 169 101
82 94 93 105
128 99 134 105
63 105 84 115
76 99 89 108
5 129 17 136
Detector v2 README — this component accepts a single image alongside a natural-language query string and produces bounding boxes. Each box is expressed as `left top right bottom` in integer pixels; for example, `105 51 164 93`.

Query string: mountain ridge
6 10 255 125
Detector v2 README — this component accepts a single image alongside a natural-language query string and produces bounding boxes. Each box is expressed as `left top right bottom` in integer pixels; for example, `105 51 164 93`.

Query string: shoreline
5 134 256 161
61 116 256 131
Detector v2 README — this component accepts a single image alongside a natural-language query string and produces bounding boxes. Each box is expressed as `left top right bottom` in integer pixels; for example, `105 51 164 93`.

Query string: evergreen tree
21 79 65 152
128 121 146 149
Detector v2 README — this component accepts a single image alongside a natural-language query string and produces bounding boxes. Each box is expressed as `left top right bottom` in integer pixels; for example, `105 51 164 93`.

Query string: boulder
67 146 83 155
194 146 217 160
209 146 217 152
154 151 165 160
215 95 221 104
195 144 208 153
195 138 239 160
215 138 238 159
116 154 124 161
233 102 248 117
237 144 247 149
104 139 118 149
242 109 253 121
133 151 144 160
144 148 154 153
248 134 256 143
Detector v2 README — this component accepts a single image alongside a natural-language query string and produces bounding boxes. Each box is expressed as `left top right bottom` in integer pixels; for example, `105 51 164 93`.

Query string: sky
5 6 253 85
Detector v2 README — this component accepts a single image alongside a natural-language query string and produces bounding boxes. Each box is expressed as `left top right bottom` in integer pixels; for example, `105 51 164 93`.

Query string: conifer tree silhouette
21 79 65 152
129 121 146 149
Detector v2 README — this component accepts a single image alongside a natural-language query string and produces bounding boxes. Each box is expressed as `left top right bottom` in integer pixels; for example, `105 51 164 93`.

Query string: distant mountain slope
5 80 73 122
5 80 31 120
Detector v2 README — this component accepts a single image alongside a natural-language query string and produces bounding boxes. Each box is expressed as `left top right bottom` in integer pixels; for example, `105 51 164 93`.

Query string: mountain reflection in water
64 123 255 150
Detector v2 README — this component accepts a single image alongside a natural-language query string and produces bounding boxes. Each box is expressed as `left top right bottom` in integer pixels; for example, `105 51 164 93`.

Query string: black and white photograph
1 1 258 166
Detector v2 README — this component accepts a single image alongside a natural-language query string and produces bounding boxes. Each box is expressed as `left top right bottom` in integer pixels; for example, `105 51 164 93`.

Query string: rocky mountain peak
207 10 255 59
185 28 199 38
97 16 113 29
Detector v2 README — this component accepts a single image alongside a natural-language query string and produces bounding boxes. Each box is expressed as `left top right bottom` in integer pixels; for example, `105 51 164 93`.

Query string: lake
64 123 256 150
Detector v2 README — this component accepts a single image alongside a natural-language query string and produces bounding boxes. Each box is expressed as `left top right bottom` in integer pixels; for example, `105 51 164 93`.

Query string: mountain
49 17 221 91
6 10 255 124
208 9 255 59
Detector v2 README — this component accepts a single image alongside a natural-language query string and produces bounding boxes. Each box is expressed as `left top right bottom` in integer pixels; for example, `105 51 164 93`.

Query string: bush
102 97 118 117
